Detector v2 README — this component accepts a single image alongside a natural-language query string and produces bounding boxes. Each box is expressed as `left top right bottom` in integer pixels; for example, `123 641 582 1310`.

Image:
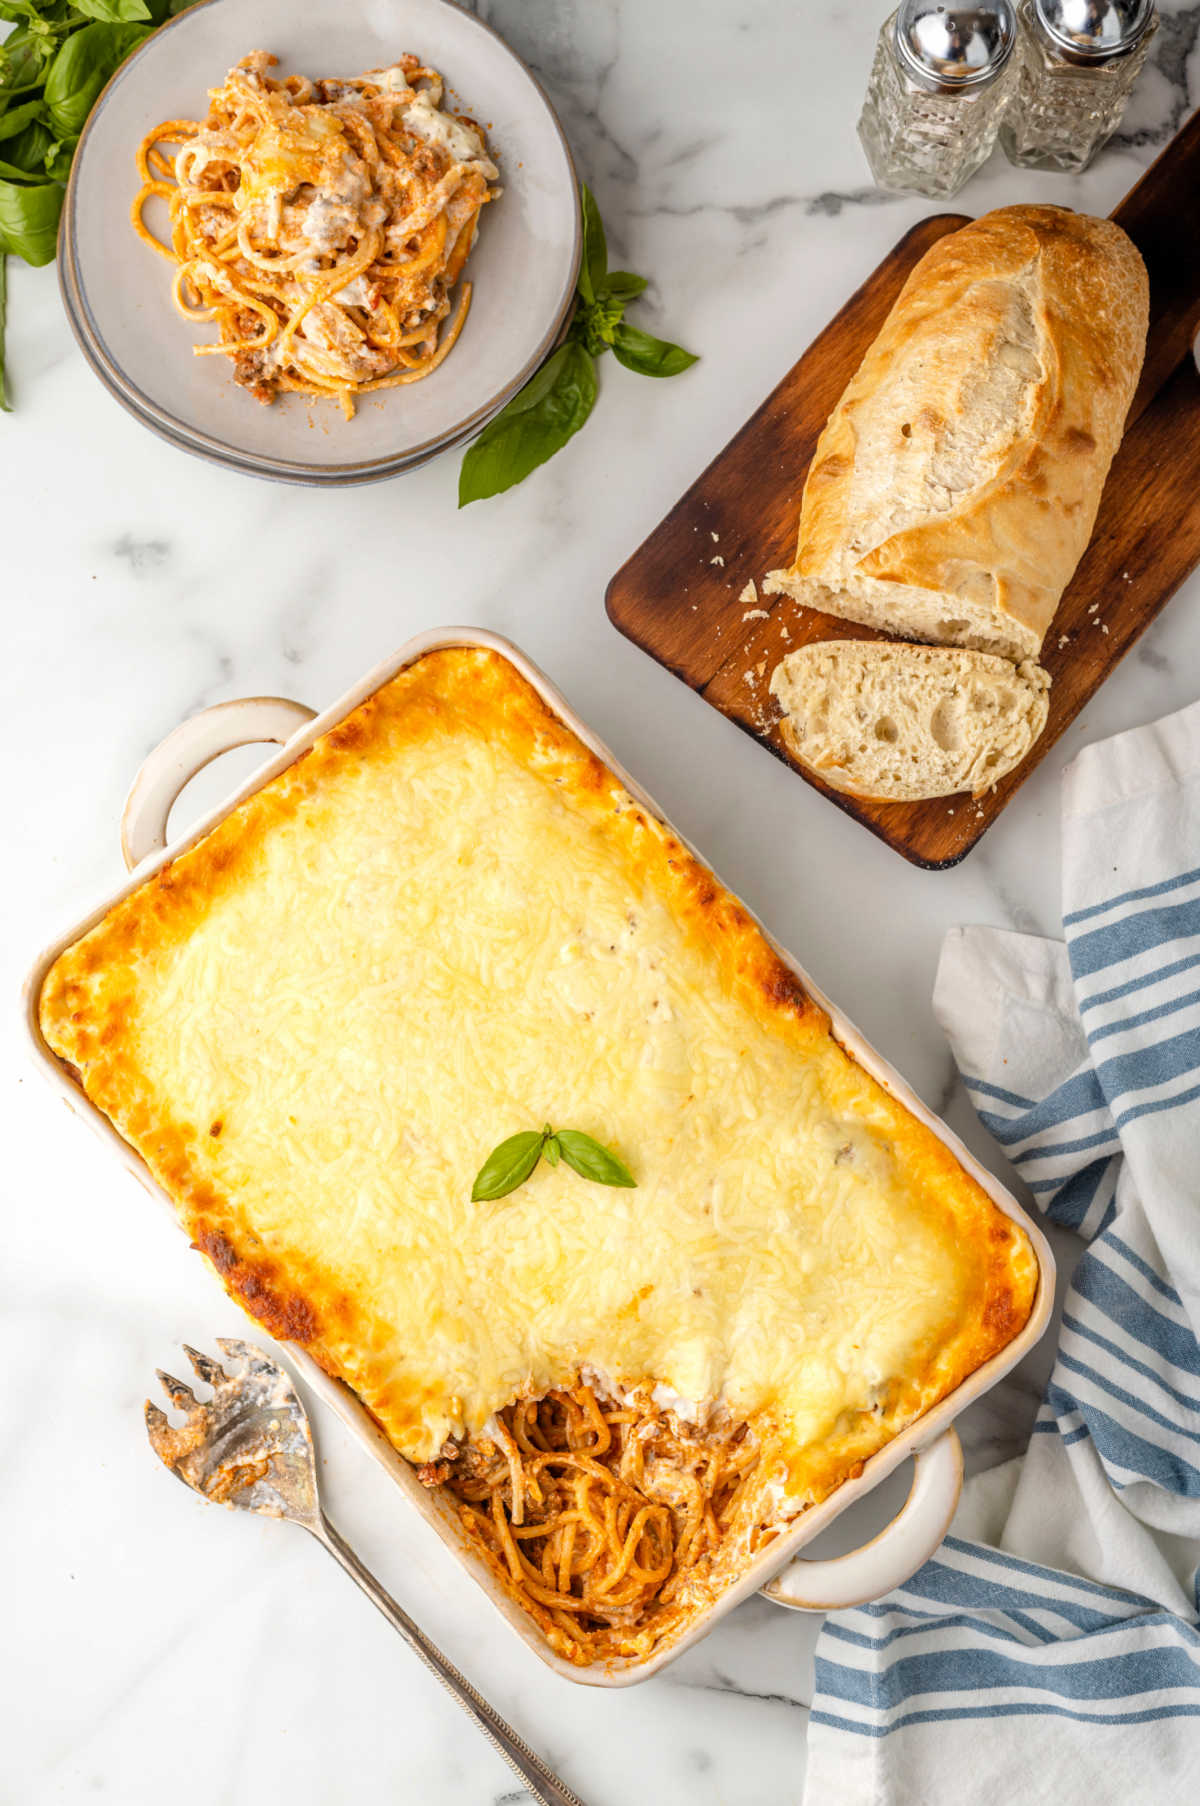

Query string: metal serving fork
146 1338 586 1806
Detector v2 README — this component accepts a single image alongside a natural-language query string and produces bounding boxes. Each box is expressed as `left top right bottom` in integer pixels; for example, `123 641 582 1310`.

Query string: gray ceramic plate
59 0 580 485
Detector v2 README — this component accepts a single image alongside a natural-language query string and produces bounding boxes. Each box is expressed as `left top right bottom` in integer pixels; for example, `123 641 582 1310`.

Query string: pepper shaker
1000 0 1158 171
858 2 1018 199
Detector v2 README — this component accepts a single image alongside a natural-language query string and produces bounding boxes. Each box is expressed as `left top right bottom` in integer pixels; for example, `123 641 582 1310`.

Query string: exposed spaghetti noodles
131 50 498 418
422 1385 763 1665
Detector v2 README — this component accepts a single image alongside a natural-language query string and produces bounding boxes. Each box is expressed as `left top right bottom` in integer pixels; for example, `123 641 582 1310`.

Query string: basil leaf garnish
458 339 597 505
45 21 152 137
601 269 647 300
577 181 607 305
70 0 152 22
0 99 48 145
555 1129 636 1188
471 1129 547 1202
0 26 58 100
0 176 61 263
0 255 9 412
611 320 698 378
471 1124 635 1200
458 181 696 502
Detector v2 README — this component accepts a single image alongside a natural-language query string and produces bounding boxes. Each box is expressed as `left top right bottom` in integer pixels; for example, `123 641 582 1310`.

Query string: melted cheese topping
40 649 1037 1510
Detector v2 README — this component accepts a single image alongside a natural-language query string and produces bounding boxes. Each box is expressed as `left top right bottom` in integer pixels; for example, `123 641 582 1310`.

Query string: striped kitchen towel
803 698 1200 1804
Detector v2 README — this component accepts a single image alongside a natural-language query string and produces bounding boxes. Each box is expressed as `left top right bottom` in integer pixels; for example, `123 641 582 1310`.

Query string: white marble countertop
6 3 1199 1801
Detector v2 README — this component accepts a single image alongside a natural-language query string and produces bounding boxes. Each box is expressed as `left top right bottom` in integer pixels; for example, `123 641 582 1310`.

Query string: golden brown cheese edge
39 645 1039 1511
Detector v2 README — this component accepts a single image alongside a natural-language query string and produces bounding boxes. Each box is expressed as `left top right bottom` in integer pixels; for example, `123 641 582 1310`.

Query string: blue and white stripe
805 702 1200 1804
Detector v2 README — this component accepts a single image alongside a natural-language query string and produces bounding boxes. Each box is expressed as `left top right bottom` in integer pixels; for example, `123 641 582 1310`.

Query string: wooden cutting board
606 112 1200 868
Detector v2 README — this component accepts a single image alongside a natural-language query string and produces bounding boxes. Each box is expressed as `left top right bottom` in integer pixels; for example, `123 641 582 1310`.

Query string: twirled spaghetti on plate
132 51 499 416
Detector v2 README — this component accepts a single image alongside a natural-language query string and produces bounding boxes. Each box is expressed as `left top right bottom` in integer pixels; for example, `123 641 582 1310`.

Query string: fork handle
315 1516 588 1806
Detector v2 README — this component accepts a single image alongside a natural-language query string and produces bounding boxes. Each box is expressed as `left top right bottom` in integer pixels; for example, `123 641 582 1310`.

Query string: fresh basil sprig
458 181 697 505
471 1122 635 1202
0 251 8 410
0 0 200 405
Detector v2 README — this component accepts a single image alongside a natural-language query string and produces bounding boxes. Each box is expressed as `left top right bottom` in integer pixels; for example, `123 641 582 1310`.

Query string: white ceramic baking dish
23 627 1055 1685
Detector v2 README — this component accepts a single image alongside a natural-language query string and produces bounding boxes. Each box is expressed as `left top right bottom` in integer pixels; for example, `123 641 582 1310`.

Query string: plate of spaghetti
58 0 579 484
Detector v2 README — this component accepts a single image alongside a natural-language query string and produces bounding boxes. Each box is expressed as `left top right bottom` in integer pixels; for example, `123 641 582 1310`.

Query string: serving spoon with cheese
146 1337 586 1806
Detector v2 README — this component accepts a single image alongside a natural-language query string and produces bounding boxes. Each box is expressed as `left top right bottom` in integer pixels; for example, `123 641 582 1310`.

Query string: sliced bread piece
769 642 1050 802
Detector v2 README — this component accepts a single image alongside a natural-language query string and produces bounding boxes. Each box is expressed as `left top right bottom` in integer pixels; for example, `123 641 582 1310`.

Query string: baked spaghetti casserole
39 647 1038 1664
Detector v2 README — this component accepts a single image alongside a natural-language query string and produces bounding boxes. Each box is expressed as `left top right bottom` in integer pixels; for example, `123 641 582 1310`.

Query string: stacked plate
58 0 581 485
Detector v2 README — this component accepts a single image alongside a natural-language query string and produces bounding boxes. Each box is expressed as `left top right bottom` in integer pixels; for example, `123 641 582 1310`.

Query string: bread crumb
711 531 720 543
710 555 725 567
739 579 758 605
742 607 768 621
780 627 790 641
1101 623 1109 634
755 661 766 679
1058 634 1071 648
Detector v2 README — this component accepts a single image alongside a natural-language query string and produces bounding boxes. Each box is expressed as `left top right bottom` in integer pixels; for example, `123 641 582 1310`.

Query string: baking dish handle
760 1426 963 1612
121 696 317 871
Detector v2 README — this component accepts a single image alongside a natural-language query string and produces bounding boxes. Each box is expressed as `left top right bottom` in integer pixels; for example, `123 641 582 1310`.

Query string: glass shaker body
1000 0 1158 172
858 8 1015 199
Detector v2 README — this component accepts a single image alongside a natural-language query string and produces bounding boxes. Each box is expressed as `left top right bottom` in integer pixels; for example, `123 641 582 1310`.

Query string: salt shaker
858 2 1018 199
1000 0 1158 171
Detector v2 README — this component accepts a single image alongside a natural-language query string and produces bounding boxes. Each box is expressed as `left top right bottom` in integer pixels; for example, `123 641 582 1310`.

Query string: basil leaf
601 269 647 300
3 119 55 174
0 253 10 411
0 25 56 95
0 2 43 22
0 153 43 180
44 134 74 180
611 320 698 379
576 180 606 305
0 177 61 263
471 1129 547 1202
45 19 150 137
543 1134 561 1168
0 99 47 142
458 338 597 505
70 0 151 18
554 1130 635 1189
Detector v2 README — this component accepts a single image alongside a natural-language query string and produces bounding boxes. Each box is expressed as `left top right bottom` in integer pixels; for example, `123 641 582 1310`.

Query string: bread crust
769 206 1148 656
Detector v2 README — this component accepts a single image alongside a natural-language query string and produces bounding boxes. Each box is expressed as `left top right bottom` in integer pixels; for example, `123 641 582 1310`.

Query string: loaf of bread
764 206 1148 662
769 642 1050 802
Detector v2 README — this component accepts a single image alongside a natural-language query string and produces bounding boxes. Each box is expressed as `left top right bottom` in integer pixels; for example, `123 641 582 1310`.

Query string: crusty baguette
769 642 1050 801
764 206 1148 662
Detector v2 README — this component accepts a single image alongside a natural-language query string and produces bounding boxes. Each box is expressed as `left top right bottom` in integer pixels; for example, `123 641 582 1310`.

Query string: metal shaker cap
1033 0 1156 62
893 1 1018 93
